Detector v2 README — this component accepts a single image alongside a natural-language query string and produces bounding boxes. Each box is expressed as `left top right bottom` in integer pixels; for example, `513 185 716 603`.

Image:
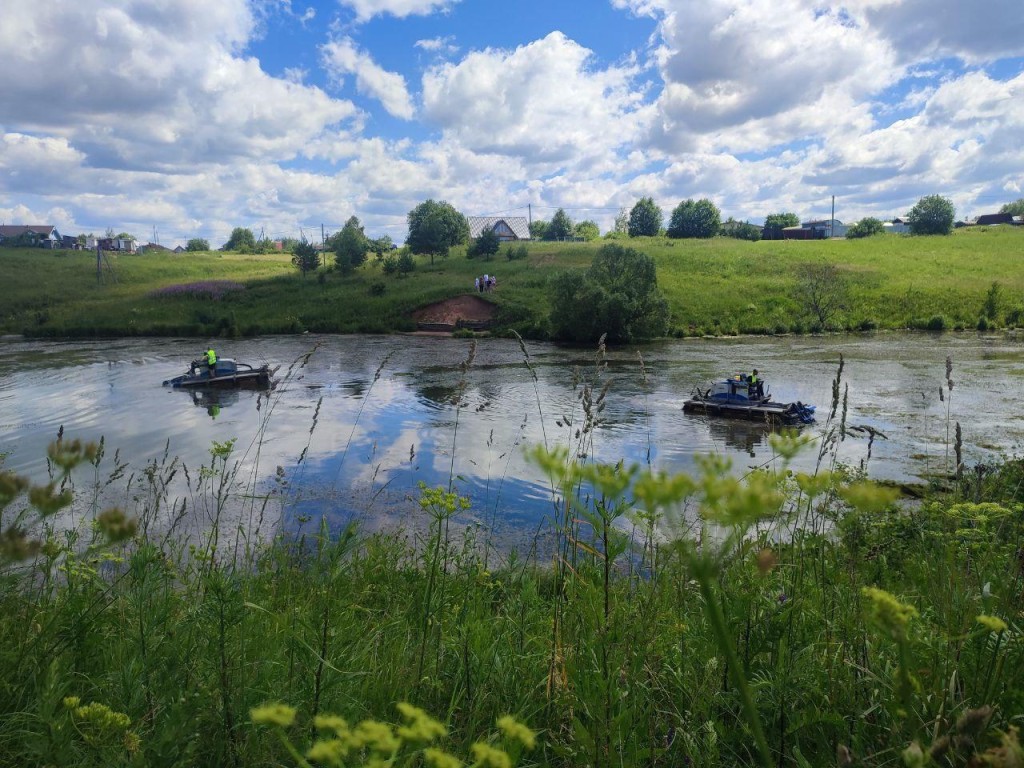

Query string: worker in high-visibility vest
205 347 217 377
750 369 764 399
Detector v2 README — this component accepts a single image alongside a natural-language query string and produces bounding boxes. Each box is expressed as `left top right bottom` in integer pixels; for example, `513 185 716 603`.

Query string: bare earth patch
411 294 498 326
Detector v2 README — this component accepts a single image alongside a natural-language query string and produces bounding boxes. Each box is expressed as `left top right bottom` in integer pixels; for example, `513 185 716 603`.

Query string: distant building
885 217 911 234
173 245 186 253
801 219 848 238
782 225 813 240
138 242 170 254
467 216 531 241
98 237 137 253
0 224 61 248
975 212 1015 226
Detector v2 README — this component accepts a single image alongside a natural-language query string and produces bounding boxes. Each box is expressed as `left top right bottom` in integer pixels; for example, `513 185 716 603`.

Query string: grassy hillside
2 226 1022 338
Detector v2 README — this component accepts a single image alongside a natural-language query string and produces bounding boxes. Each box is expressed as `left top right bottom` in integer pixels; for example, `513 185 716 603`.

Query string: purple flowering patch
149 281 245 300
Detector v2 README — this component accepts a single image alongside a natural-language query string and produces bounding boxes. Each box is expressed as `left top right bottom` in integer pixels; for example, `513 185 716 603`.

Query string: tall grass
1 352 1023 767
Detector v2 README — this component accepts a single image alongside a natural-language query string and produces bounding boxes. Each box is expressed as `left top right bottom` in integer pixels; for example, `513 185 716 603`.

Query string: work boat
163 358 276 389
683 373 815 425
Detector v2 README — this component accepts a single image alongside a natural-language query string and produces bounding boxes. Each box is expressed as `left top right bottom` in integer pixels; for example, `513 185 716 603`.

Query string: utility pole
528 203 532 229
321 223 326 268
830 195 835 238
96 242 101 284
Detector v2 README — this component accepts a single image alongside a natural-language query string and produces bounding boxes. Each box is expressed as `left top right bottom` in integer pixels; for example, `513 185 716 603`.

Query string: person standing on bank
205 346 217 378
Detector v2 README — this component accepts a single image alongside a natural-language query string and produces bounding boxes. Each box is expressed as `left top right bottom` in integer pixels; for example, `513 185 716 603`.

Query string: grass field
2 226 1022 338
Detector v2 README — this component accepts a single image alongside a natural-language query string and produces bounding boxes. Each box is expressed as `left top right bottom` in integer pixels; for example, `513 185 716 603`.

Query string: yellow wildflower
496 715 536 749
314 714 350 738
352 720 400 754
862 587 917 641
977 615 1008 633
62 697 81 709
307 738 348 765
396 702 447 743
424 747 464 768
250 703 297 728
470 742 512 768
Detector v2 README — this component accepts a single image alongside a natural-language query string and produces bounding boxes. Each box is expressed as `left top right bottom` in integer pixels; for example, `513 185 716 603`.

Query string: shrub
382 255 399 275
369 281 386 296
846 217 886 239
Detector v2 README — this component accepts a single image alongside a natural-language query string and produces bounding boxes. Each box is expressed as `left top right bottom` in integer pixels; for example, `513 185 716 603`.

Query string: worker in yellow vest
750 369 763 399
205 347 217 377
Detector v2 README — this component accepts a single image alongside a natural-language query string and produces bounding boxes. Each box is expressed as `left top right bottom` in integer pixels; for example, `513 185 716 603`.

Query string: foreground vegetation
2 226 1024 339
1 356 1023 767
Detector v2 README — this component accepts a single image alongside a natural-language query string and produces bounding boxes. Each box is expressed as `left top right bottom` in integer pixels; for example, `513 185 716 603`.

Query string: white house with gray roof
467 216 530 241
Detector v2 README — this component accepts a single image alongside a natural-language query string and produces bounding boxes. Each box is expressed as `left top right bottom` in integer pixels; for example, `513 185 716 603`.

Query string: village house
0 224 62 248
467 216 531 241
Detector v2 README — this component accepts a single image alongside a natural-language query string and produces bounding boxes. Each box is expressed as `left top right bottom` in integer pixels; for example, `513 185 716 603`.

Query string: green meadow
1 359 1023 767
2 226 1022 338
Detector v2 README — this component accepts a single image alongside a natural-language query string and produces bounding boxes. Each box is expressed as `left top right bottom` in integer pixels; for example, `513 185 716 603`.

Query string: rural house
467 216 531 241
0 224 62 248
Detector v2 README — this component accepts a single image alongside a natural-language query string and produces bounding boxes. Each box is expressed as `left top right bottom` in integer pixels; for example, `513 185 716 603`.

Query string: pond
2 332 1023 546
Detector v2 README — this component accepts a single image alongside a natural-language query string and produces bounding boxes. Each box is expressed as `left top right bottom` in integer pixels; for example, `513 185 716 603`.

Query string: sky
1 0 1022 248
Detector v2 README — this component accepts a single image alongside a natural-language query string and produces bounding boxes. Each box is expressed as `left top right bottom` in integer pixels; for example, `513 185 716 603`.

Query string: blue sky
1 0 1022 246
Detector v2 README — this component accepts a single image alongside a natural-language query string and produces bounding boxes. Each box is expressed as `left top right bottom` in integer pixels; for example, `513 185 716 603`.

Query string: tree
845 218 885 239
763 213 800 240
908 195 955 235
223 227 256 251
575 220 600 241
291 240 320 276
721 219 762 241
186 238 210 251
613 207 629 234
369 235 393 259
627 197 662 237
999 198 1024 216
667 198 720 238
334 216 369 271
548 243 670 343
545 209 575 240
794 263 848 328
529 220 549 240
467 228 500 260
406 200 469 265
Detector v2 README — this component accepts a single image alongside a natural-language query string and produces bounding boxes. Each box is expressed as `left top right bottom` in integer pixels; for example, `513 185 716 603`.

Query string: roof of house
142 242 170 251
467 216 531 239
0 225 57 238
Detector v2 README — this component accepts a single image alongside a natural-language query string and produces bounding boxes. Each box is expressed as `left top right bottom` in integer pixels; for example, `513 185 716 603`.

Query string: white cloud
422 32 650 171
415 36 459 54
0 0 360 172
859 0 1024 63
337 0 460 23
322 38 416 120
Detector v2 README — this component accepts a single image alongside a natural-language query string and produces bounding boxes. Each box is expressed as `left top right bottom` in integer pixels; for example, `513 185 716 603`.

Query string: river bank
2 227 1023 339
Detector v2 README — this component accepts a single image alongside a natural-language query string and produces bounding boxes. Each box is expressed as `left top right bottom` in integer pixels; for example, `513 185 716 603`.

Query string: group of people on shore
474 274 496 293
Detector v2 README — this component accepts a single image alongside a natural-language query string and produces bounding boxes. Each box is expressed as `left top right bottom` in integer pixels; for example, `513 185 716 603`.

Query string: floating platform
163 358 275 389
683 374 815 425
682 397 815 425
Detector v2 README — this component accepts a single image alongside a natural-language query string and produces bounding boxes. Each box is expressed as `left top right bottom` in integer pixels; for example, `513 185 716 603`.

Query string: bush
398 251 416 275
382 255 399 275
846 217 885 239
505 244 529 261
977 316 989 331
369 281 386 296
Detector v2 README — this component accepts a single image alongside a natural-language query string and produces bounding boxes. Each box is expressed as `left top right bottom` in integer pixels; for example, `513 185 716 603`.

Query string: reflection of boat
163 358 275 389
707 419 772 457
683 373 815 425
189 388 240 409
